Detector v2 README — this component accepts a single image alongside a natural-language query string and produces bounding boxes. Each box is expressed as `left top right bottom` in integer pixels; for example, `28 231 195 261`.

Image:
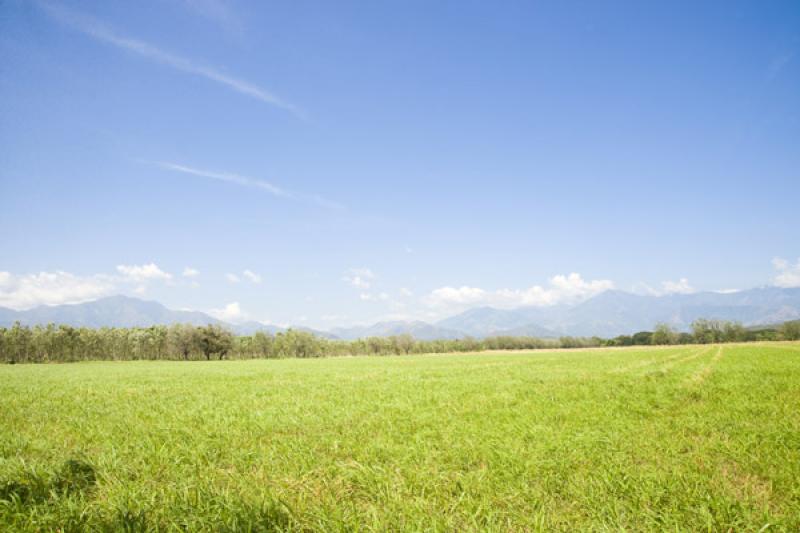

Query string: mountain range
437 287 800 338
0 295 333 338
1 287 799 340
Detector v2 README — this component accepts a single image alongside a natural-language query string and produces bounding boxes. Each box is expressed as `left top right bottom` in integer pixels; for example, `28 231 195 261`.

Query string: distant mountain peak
3 286 799 340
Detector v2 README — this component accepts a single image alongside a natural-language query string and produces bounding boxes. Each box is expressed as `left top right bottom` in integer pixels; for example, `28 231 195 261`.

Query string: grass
1 342 799 531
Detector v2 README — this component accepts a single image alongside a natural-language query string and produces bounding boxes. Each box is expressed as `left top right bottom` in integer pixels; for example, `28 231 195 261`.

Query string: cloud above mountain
424 273 614 311
636 278 696 296
773 257 800 288
0 264 176 310
208 301 247 323
117 263 173 282
1 257 796 325
0 271 114 310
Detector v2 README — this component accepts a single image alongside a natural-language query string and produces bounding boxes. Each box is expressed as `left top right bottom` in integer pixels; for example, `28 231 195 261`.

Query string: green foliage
2 318 800 363
198 324 234 360
0 324 594 363
691 319 748 344
781 320 800 341
606 334 633 346
651 323 678 345
1 343 799 529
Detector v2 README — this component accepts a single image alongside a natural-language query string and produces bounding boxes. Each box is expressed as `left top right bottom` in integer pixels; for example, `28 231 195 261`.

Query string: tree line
1 319 798 364
607 319 800 346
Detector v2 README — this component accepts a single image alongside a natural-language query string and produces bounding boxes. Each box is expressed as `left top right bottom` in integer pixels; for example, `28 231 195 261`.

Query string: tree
251 331 275 358
721 321 746 343
559 336 580 349
651 323 678 345
632 331 653 345
692 319 720 344
7 321 33 364
608 335 633 346
198 324 234 360
691 319 744 344
168 324 200 360
781 320 800 341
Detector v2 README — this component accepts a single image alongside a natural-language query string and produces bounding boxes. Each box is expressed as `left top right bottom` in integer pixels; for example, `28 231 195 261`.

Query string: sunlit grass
1 342 799 531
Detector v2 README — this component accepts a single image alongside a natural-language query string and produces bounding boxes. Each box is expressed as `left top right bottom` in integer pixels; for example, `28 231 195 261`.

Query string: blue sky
1 0 799 327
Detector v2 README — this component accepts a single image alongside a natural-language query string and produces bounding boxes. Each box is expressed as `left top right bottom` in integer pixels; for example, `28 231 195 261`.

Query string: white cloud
208 302 247 323
243 269 262 284
425 273 613 310
182 267 200 278
344 268 375 290
37 1 303 117
358 292 389 302
225 270 262 284
0 271 114 310
426 286 487 307
660 278 694 295
715 288 741 294
116 263 173 282
1 262 182 310
634 278 695 296
400 287 413 297
773 257 800 288
352 277 371 289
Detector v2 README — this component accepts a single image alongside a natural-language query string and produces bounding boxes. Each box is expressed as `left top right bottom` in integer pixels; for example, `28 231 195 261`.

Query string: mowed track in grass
1 343 799 531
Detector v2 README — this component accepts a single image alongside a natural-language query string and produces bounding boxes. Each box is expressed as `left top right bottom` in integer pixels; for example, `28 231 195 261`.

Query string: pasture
1 343 799 531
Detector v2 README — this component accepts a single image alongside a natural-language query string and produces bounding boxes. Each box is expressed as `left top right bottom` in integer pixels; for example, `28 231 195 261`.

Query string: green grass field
2 343 799 531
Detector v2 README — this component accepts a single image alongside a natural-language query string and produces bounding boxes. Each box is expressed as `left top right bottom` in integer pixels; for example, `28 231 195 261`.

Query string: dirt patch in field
719 461 773 510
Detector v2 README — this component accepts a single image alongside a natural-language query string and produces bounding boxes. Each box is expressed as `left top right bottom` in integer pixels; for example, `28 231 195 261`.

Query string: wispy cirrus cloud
178 0 242 35
36 1 304 118
154 162 345 210
157 162 289 197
